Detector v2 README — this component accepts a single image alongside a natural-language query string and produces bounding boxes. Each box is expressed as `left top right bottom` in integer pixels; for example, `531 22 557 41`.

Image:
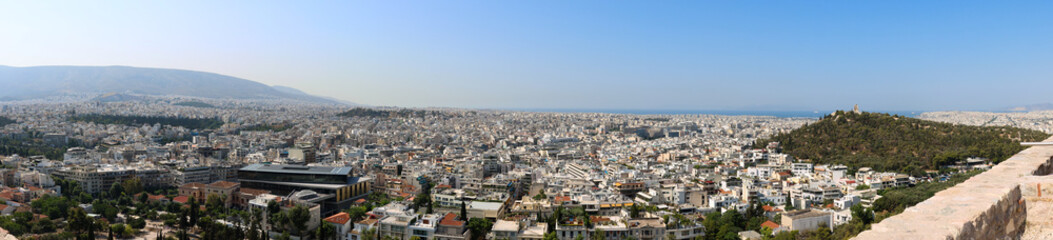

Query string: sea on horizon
511 109 922 118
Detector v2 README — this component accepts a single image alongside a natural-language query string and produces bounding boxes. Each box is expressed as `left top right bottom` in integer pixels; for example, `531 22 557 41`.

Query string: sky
2 1 1052 112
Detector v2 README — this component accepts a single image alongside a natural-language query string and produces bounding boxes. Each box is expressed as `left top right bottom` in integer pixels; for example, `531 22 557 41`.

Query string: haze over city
5 1 1053 240
4 1 1053 111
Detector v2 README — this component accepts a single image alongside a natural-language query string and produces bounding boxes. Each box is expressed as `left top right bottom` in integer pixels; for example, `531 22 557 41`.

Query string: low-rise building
782 209 832 232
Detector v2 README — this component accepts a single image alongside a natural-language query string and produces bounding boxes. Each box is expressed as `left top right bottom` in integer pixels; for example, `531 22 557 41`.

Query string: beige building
178 182 207 201
205 181 240 207
781 209 832 232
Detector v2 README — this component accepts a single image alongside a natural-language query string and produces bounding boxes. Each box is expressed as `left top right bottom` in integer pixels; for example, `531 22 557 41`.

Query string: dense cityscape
0 96 1019 240
6 1 1053 239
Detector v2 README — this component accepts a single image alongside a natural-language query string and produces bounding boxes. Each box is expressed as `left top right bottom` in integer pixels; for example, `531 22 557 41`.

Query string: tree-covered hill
337 108 439 118
70 114 224 130
756 111 1048 175
0 116 14 127
173 101 216 108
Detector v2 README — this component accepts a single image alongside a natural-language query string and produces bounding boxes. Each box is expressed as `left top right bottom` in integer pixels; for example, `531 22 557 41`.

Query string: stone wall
854 136 1053 240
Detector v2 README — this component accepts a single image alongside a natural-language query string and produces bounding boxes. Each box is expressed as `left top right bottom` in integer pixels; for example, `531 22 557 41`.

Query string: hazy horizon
3 1 1053 111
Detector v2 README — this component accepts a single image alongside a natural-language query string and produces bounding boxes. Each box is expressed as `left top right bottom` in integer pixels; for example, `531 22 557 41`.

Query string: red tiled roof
0 192 14 200
208 181 240 189
357 218 378 225
438 212 464 226
239 188 271 196
180 183 206 189
354 199 367 203
761 220 780 230
762 205 782 212
590 216 611 222
173 196 189 204
324 212 351 225
148 194 166 201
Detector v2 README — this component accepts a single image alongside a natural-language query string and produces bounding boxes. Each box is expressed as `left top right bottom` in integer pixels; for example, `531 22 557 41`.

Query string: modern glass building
239 163 372 216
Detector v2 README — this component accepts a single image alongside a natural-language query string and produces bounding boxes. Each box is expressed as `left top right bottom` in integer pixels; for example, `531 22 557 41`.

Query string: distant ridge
0 65 349 104
1007 103 1053 112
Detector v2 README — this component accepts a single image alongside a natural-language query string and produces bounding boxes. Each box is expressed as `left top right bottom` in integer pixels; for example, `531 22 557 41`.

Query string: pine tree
460 202 468 221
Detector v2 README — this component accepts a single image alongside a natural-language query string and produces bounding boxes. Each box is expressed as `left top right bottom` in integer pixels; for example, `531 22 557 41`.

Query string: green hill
756 111 1048 175
0 116 13 127
70 114 224 130
173 101 216 108
338 108 440 118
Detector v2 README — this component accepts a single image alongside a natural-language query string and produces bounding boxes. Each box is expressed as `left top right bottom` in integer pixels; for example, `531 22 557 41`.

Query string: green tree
267 200 281 215
628 204 643 218
703 211 722 238
122 177 144 195
346 206 369 222
32 218 57 234
316 221 336 240
460 202 468 221
189 196 200 228
362 228 377 240
807 226 832 240
533 191 547 201
593 228 605 240
206 193 225 216
850 204 874 225
288 206 312 236
720 209 745 229
111 182 127 197
772 231 797 240
467 218 493 240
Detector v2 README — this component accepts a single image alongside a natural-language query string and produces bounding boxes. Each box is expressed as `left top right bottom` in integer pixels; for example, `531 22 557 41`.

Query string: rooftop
208 181 239 189
240 163 352 176
783 209 830 219
438 212 464 226
492 220 519 232
470 201 503 210
324 212 351 225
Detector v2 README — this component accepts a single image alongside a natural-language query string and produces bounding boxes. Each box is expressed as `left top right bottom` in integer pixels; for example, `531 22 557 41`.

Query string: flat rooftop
470 201 504 210
240 163 352 175
493 220 519 232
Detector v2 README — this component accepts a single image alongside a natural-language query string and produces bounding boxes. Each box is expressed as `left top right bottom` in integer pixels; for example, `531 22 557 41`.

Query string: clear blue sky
2 1 1052 111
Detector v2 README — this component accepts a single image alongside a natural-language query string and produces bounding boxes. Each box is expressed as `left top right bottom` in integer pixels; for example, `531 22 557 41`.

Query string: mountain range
1007 103 1053 112
0 65 347 104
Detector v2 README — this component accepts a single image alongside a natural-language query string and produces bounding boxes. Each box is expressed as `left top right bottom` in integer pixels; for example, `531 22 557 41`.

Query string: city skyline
3 1 1053 111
